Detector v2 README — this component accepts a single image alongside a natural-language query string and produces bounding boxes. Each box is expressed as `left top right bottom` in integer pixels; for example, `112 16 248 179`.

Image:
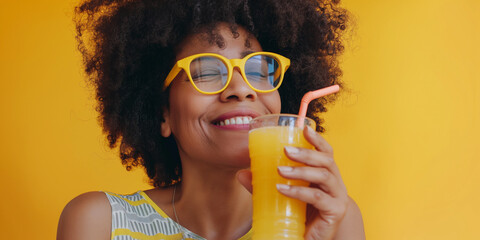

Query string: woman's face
161 24 281 169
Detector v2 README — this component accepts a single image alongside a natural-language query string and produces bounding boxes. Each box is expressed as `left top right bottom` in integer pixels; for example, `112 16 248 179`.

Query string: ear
160 108 172 138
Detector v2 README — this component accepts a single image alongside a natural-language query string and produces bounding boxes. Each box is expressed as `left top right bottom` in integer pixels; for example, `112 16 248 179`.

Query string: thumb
236 169 253 194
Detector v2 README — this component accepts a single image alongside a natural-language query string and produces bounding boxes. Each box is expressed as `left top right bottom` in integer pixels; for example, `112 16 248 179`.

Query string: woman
58 0 365 239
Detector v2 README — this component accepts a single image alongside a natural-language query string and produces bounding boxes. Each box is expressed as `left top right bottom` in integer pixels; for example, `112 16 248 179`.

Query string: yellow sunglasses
162 52 290 94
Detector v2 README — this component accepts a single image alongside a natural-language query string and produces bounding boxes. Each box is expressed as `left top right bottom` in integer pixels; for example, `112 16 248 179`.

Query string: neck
173 160 252 240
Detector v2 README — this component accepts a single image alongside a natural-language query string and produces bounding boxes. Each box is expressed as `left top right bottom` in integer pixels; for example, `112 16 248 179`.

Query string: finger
284 146 340 176
278 166 345 197
276 184 347 220
304 126 333 153
236 169 253 194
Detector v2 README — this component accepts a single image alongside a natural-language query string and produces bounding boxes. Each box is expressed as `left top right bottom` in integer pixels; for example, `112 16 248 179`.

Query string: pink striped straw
297 85 340 128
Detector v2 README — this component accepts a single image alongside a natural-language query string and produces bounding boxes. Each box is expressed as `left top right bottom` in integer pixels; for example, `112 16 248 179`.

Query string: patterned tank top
104 191 252 240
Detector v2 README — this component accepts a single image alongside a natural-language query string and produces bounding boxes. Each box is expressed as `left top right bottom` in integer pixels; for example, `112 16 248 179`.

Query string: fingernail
278 166 293 172
307 126 316 134
276 184 290 190
284 146 299 154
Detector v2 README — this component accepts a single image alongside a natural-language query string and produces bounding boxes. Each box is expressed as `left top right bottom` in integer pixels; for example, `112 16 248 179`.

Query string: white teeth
216 116 253 126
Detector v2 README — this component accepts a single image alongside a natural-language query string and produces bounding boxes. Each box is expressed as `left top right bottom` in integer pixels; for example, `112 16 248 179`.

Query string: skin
57 23 365 240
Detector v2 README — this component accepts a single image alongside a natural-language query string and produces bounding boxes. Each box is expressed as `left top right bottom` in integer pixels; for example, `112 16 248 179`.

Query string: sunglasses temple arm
163 65 182 90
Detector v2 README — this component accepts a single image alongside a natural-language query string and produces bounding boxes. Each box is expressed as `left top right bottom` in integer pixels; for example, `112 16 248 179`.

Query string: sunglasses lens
245 55 281 91
189 56 228 93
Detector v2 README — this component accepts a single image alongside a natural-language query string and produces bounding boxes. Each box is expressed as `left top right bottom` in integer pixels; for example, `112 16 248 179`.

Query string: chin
225 149 251 169
216 138 251 168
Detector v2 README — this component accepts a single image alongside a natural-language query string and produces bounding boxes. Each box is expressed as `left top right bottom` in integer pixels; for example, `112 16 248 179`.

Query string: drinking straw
297 84 340 128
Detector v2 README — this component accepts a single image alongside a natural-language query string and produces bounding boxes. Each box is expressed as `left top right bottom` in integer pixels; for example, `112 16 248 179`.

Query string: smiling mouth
213 116 253 126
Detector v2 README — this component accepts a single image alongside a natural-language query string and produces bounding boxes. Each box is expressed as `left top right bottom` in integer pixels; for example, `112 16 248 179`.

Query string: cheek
167 88 213 138
167 104 205 154
169 99 203 133
265 91 282 114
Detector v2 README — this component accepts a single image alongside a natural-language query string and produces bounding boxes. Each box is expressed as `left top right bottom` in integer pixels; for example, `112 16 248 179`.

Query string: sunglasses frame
162 51 290 94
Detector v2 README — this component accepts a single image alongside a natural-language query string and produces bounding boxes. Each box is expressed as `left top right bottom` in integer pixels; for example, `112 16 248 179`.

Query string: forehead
175 24 262 61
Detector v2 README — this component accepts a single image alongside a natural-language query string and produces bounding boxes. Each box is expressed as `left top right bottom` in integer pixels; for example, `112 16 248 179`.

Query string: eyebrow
241 50 255 57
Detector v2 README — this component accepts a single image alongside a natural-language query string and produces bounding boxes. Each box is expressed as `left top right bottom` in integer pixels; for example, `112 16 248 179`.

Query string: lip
211 109 261 130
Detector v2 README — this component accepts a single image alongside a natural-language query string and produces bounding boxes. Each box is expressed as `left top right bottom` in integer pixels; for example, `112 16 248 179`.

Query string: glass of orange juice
249 114 315 240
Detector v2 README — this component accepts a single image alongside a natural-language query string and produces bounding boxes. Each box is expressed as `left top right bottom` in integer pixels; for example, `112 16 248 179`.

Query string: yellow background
0 0 479 239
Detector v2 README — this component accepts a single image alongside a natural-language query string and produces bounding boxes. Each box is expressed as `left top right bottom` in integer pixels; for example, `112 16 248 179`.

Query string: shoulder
57 191 111 240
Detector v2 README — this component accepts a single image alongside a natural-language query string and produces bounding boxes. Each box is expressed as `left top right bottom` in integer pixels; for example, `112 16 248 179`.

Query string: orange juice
249 125 314 240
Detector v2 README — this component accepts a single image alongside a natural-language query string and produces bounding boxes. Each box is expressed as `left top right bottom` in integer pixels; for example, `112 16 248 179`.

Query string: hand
237 126 349 240
277 126 349 240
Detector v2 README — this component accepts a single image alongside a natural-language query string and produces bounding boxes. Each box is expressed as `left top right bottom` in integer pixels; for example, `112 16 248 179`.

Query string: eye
246 71 267 78
244 55 281 89
245 60 270 82
190 57 228 82
191 68 223 81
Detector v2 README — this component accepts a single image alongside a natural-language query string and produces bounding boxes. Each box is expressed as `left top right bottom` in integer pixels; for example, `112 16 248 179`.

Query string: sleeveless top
104 191 253 240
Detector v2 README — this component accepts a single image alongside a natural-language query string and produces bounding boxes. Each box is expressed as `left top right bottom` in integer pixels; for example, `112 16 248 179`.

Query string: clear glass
249 114 315 240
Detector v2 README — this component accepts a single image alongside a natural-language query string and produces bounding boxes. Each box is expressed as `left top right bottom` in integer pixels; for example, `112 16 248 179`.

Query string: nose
219 68 257 102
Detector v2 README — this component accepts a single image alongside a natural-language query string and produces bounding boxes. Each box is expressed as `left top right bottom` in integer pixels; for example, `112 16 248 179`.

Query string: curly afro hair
74 0 349 187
